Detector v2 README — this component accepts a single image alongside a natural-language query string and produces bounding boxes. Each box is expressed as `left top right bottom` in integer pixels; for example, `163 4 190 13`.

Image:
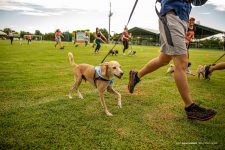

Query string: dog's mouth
114 73 123 79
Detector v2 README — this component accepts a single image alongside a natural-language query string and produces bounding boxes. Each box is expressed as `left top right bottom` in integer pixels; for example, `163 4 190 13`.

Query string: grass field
0 40 225 149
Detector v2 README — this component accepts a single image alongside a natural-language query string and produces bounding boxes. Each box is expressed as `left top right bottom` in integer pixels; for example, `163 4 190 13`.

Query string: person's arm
100 32 107 43
61 32 64 38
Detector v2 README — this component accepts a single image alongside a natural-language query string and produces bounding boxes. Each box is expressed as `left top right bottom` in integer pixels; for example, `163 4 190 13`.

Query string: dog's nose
120 72 124 77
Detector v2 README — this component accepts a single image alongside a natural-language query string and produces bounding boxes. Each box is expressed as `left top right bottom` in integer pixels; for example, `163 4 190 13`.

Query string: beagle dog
197 65 204 79
128 50 136 55
166 64 175 74
166 63 196 76
109 49 118 56
68 52 123 116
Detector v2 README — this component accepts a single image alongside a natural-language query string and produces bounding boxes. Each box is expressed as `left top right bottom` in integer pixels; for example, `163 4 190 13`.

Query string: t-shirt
55 31 61 36
186 27 195 43
122 31 129 41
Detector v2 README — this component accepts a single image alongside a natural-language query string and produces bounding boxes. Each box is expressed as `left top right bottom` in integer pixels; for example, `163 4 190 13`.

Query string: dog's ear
100 62 109 77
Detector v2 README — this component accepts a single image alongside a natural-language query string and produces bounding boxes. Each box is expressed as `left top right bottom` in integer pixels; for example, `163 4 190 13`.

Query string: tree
43 32 55 41
35 30 42 35
3 28 12 34
20 31 30 38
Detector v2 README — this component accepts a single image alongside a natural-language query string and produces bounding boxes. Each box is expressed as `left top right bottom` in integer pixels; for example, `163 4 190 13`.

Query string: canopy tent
128 27 160 46
194 24 224 39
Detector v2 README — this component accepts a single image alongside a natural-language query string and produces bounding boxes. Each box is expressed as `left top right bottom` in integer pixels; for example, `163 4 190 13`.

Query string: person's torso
123 31 129 41
97 32 101 38
186 27 195 41
55 32 61 36
160 0 192 22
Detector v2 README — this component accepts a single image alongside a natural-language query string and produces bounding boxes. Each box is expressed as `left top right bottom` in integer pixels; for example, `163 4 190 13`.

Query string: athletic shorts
55 36 61 42
159 11 188 56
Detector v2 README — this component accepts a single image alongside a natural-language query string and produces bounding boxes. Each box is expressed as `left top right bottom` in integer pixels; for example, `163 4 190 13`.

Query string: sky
0 0 225 34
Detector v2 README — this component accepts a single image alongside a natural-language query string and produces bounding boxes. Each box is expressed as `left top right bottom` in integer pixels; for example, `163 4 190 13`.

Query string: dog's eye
112 67 116 69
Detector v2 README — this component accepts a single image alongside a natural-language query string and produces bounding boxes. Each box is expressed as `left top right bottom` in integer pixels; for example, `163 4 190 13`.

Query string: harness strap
93 68 112 88
155 0 174 46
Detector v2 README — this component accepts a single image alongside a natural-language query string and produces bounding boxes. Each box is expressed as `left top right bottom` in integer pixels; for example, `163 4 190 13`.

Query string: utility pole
108 1 113 43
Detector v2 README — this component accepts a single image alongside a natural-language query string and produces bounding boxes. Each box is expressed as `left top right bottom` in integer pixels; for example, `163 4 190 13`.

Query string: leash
101 0 139 63
213 52 225 64
155 0 174 46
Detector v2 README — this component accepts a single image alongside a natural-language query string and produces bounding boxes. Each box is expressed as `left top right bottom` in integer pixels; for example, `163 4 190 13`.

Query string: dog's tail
68 52 77 67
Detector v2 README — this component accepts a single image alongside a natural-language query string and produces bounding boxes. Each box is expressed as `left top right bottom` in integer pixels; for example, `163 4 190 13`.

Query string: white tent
198 33 225 41
0 31 7 36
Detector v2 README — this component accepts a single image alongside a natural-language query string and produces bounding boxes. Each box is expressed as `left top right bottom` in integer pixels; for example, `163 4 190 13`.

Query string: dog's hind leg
69 77 83 99
107 86 122 108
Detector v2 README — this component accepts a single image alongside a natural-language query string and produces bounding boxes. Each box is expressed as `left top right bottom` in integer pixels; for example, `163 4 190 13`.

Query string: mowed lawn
0 40 225 149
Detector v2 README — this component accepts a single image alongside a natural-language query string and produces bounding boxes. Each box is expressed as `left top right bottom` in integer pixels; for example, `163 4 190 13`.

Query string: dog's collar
94 66 114 86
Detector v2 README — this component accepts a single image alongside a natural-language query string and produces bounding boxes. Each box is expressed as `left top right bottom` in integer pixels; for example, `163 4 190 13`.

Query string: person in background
27 34 32 45
128 0 217 121
122 26 130 55
8 32 14 45
84 32 89 47
185 17 195 73
54 29 64 49
18 32 23 45
94 27 107 53
223 33 225 51
185 17 195 53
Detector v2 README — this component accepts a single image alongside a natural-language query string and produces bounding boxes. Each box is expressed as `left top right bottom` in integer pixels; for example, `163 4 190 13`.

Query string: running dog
128 50 136 55
197 65 204 79
166 63 196 76
109 49 118 56
166 64 175 74
68 52 123 116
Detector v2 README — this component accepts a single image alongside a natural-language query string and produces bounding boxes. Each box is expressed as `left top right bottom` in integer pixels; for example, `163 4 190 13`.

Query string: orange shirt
55 31 61 36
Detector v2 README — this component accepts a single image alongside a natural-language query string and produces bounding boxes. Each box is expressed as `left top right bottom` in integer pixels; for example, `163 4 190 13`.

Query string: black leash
213 53 225 64
101 0 139 63
126 0 139 26
155 0 174 46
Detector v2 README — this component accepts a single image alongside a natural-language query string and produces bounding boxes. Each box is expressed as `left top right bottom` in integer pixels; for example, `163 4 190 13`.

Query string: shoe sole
128 71 134 93
187 113 216 121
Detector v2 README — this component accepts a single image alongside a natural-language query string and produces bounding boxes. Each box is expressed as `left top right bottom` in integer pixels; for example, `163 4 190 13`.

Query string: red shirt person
122 26 130 55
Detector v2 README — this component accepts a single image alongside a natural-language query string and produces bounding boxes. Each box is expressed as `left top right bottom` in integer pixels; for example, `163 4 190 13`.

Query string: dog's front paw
106 111 113 116
78 93 84 99
79 95 84 99
68 94 73 99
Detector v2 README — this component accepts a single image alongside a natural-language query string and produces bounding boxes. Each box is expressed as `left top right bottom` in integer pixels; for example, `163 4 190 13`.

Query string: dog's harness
93 66 114 87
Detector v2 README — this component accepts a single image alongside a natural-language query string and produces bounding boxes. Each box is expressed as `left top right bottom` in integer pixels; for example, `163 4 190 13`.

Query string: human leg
10 37 13 45
138 52 172 78
172 54 193 107
173 54 217 120
95 40 100 52
54 41 58 47
123 41 128 54
128 52 172 93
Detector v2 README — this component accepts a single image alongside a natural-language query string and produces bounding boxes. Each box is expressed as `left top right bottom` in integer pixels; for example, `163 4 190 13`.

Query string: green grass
0 40 225 149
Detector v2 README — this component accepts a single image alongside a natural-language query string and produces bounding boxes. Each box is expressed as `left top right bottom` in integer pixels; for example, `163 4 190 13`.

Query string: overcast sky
0 0 225 34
